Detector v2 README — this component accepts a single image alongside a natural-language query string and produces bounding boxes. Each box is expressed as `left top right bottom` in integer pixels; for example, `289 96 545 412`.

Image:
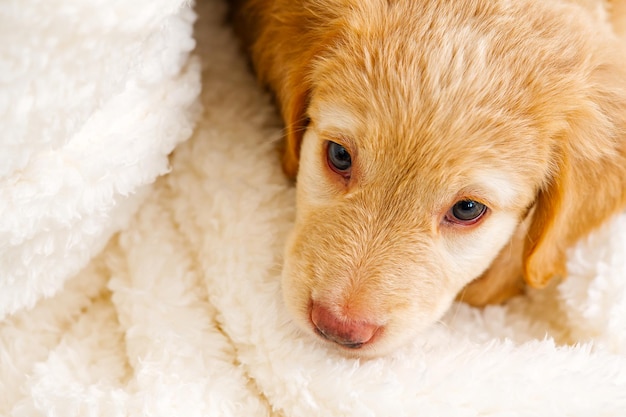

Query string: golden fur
231 0 626 357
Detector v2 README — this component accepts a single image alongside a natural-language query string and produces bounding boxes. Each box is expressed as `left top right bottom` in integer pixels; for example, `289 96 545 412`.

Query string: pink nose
310 303 379 349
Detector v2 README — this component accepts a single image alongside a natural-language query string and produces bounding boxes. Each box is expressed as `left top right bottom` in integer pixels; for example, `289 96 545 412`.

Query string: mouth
312 325 384 350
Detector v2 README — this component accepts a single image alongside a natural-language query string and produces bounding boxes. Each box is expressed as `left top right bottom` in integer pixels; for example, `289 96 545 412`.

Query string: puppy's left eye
445 200 488 225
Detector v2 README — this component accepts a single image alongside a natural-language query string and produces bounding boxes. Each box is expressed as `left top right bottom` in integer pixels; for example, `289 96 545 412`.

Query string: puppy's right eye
326 141 352 178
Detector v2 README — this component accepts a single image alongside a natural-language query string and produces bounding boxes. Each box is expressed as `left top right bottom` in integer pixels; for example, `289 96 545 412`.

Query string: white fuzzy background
1 0 626 416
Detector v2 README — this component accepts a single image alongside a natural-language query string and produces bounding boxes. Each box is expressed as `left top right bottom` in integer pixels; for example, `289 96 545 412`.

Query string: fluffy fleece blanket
2 0 626 415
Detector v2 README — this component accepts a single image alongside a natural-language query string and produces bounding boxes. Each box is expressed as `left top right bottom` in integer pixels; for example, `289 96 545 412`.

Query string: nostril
310 303 379 348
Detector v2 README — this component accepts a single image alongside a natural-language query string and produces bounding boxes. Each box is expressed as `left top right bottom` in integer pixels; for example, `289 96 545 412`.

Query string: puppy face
274 0 626 357
283 93 551 356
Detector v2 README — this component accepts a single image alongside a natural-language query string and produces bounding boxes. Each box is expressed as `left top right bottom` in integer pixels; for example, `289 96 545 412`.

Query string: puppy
231 0 626 357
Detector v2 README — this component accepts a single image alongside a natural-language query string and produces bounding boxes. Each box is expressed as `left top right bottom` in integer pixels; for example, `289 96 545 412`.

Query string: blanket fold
0 0 201 319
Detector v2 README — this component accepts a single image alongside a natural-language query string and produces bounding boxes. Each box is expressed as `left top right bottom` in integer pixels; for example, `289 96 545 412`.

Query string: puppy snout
310 303 380 349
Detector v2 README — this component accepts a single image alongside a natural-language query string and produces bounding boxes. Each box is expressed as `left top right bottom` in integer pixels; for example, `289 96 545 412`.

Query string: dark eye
446 200 487 225
326 141 352 175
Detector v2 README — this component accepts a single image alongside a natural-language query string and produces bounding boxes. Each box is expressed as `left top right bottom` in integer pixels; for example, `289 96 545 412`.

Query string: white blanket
2 0 626 416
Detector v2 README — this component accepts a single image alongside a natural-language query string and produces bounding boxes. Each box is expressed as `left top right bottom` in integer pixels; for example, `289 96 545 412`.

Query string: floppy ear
230 0 311 179
232 0 347 179
279 79 310 179
523 65 626 288
523 150 579 288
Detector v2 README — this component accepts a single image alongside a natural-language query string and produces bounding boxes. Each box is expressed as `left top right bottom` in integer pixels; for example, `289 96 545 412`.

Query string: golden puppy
231 0 626 357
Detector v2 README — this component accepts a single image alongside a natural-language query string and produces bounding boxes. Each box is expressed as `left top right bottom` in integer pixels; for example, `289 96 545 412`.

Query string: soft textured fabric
1 0 626 416
0 0 201 319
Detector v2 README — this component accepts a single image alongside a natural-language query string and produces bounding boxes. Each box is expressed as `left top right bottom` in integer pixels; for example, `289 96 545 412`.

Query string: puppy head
280 0 626 357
